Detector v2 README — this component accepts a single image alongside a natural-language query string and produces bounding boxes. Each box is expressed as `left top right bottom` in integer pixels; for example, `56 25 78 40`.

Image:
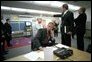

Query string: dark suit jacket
0 21 5 38
74 13 87 34
4 23 12 40
54 11 74 34
0 21 6 43
31 28 55 51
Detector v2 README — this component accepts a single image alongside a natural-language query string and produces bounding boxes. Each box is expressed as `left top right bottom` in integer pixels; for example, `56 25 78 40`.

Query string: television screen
26 22 31 26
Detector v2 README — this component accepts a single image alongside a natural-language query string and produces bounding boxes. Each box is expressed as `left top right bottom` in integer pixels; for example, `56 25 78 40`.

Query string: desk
5 44 91 61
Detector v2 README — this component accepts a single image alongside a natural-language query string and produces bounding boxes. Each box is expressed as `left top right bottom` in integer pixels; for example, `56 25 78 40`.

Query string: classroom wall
85 8 91 30
1 14 11 24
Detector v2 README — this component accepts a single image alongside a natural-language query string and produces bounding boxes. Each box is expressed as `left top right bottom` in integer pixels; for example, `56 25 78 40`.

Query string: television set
26 22 31 26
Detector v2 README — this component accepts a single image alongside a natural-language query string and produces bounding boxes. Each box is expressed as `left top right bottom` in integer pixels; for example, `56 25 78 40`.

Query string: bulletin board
20 22 26 31
10 21 26 31
10 21 20 31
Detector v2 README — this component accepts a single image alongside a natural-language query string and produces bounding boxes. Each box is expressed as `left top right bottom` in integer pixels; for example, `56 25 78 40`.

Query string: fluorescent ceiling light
33 1 51 5
1 6 11 10
1 6 61 15
25 1 80 10
11 7 27 12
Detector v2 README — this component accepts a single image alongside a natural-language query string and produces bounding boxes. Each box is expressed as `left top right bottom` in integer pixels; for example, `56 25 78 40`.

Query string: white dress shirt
63 10 68 17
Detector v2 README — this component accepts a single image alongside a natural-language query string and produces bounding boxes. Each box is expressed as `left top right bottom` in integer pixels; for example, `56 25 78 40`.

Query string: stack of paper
44 47 53 61
24 51 44 61
55 44 69 48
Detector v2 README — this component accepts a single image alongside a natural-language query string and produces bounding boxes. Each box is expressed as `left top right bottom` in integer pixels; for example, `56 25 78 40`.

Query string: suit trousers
61 33 71 47
76 33 84 51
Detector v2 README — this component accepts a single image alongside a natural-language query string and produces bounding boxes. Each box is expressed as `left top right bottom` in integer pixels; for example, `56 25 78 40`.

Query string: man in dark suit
31 22 55 51
4 19 12 47
0 16 7 60
74 7 87 51
53 4 74 46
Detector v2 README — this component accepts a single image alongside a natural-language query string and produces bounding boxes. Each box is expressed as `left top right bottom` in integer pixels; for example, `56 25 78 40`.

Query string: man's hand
39 47 43 51
50 30 54 38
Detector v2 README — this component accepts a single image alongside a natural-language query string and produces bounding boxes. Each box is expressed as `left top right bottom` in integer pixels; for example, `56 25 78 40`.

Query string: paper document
44 47 53 61
24 51 44 61
55 44 69 48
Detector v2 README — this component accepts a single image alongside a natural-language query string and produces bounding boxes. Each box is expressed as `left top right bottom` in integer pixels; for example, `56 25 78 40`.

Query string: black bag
53 47 73 59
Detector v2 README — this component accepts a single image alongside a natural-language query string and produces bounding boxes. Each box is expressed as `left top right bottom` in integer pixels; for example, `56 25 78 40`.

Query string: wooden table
5 44 91 61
